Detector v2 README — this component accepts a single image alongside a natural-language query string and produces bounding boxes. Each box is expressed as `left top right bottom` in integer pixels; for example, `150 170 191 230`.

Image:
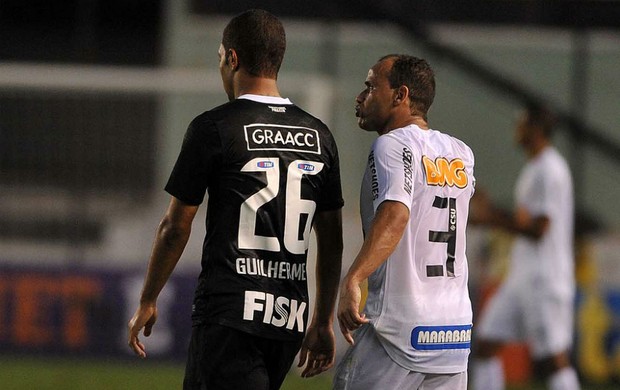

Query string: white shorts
476 279 574 358
333 324 468 390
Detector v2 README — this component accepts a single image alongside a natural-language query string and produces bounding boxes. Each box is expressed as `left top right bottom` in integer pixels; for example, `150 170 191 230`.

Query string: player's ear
227 49 239 71
394 85 409 106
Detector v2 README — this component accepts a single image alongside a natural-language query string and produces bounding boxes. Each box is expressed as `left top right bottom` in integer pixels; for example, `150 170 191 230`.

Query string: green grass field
0 356 332 390
0 356 617 389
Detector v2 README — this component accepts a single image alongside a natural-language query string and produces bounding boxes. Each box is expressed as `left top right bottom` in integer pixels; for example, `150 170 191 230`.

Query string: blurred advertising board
0 266 196 360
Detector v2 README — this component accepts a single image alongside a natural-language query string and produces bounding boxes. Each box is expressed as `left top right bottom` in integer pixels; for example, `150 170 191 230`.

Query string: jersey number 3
238 158 324 255
427 196 457 277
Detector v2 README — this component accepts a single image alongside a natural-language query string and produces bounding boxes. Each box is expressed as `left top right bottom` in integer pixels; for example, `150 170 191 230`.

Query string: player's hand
337 280 369 345
127 303 157 358
297 324 336 378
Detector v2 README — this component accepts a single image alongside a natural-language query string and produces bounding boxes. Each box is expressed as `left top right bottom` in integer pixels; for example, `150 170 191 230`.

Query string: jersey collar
238 94 293 105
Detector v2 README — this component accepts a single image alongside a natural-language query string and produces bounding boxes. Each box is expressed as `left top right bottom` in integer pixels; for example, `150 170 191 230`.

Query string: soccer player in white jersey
334 54 475 389
471 105 580 390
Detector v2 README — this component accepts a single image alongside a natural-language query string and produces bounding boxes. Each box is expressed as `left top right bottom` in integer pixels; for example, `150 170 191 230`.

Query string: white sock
548 366 580 390
472 357 504 390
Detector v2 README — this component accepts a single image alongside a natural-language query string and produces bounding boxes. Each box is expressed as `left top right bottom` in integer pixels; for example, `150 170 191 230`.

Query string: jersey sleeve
535 162 563 218
315 132 344 211
372 134 414 212
164 116 221 205
517 163 549 217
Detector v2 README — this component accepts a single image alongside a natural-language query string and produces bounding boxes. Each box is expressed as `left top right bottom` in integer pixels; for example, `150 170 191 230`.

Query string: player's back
167 95 343 340
362 124 474 373
510 146 574 297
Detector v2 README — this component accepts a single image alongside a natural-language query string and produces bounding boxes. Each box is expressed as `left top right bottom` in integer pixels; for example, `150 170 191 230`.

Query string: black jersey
165 95 344 341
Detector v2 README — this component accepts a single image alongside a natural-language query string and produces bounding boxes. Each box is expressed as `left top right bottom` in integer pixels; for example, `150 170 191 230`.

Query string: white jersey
476 146 575 357
360 124 475 374
506 146 575 298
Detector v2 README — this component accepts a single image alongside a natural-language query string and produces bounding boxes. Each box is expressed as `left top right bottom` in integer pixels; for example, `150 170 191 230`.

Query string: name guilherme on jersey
238 259 308 332
244 124 321 154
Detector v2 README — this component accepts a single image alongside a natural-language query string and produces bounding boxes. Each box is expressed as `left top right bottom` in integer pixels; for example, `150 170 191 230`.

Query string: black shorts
183 323 303 390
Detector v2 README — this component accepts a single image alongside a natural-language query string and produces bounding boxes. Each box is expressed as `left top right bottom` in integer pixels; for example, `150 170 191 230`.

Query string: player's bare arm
470 190 548 240
337 200 409 344
513 207 549 239
298 208 343 377
128 196 198 358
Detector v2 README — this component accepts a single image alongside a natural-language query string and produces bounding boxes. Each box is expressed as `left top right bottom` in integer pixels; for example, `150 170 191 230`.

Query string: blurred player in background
471 104 580 390
334 54 475 389
127 9 344 390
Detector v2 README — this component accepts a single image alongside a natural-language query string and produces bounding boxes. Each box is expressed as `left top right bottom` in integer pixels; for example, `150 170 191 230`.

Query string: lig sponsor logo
411 325 472 350
256 160 275 169
243 290 307 332
244 124 321 154
297 163 315 172
422 156 468 188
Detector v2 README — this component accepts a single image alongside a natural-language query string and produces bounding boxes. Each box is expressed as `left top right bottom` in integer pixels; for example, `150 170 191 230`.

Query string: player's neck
378 115 428 135
527 139 549 158
409 115 429 130
234 73 281 98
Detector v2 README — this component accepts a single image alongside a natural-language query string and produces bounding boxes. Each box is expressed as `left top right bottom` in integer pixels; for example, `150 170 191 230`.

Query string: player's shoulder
186 109 218 135
542 146 568 164
205 99 250 119
280 105 332 137
538 147 570 176
383 126 473 157
289 104 326 123
374 130 406 151
191 99 241 122
431 129 474 161
188 100 256 133
374 126 426 156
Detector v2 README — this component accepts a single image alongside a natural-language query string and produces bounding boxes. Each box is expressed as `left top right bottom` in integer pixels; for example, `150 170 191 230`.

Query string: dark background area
1 0 618 66
0 0 162 65
1 0 618 209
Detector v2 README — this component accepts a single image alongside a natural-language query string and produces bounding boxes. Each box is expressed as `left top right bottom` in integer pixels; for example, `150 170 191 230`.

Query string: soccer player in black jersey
127 9 344 390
